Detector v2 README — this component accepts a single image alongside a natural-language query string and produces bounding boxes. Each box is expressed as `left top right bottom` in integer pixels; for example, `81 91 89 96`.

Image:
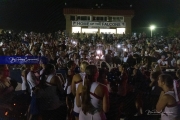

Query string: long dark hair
81 65 98 114
39 63 55 88
159 74 173 88
98 68 108 85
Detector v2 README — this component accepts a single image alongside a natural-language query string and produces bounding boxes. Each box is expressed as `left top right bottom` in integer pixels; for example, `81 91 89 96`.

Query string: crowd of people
0 30 180 120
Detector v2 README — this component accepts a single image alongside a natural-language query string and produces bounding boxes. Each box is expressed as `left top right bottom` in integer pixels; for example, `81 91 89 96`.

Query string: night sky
0 0 179 34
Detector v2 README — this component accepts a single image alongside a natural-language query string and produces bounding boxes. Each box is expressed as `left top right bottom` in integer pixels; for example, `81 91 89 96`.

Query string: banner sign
72 21 126 27
88 26 109 29
0 56 48 64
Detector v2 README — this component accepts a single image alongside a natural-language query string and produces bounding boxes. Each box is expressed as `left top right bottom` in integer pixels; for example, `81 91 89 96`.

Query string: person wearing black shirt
61 41 66 51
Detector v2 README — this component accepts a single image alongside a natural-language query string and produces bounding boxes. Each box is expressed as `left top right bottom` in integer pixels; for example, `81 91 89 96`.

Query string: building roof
63 8 134 16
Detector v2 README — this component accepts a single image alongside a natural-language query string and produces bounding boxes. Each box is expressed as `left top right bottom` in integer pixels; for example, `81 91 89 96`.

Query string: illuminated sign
72 21 126 27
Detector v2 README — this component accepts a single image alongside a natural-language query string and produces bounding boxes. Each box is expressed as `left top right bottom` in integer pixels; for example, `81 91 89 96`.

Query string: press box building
63 8 134 35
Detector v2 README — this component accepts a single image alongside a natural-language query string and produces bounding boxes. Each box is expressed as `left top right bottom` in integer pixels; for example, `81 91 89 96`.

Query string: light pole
150 25 155 37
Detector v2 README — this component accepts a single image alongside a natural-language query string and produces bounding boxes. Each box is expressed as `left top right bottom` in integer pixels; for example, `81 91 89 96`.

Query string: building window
82 28 98 34
117 28 125 34
100 29 116 34
119 17 124 21
109 16 124 22
93 16 107 21
72 27 81 33
70 16 76 21
77 16 90 21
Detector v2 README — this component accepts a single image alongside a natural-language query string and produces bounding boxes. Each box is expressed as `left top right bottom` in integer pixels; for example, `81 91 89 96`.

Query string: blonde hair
151 62 162 72
80 61 89 72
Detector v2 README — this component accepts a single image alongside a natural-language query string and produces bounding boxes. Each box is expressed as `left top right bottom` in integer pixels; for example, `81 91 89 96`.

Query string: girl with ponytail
72 61 89 120
76 65 109 120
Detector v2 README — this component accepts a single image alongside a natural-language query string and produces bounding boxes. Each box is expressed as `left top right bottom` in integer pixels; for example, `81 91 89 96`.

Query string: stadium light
150 25 155 37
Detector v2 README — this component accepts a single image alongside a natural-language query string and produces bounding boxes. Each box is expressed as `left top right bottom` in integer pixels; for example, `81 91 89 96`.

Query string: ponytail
81 65 98 114
81 75 93 114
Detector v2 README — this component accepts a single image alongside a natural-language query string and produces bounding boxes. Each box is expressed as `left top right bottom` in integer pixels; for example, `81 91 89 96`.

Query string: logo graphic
0 56 48 64
145 109 173 115
8 57 39 64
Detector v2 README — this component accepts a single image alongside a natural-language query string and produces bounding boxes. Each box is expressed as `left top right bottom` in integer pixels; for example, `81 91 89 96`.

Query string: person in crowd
121 52 129 63
65 61 76 120
118 64 128 96
157 55 168 70
97 68 110 91
148 71 162 110
81 53 89 62
26 64 40 96
30 63 65 120
175 69 180 104
151 62 162 72
165 52 176 68
105 50 113 64
71 61 89 120
127 40 133 53
145 47 151 56
76 65 109 120
0 66 14 117
39 58 47 80
161 47 169 58
176 56 180 69
71 53 80 67
56 51 66 69
156 74 180 120
0 67 14 98
133 47 141 55
21 64 31 93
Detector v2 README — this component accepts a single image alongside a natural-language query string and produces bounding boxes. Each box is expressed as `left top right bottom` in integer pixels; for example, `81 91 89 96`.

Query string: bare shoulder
51 75 60 83
73 74 81 81
77 82 83 93
97 83 108 92
52 75 60 80
164 94 175 100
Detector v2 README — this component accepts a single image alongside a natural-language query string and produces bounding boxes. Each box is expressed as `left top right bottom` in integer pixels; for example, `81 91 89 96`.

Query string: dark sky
0 0 178 33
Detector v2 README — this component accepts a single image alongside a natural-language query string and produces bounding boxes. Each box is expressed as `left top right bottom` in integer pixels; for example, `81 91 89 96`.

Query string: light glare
150 25 155 30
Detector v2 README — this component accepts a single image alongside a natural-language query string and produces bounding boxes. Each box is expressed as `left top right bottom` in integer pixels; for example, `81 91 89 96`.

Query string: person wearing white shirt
121 52 129 63
165 52 176 68
67 46 74 55
127 40 132 52
26 65 39 96
157 55 168 70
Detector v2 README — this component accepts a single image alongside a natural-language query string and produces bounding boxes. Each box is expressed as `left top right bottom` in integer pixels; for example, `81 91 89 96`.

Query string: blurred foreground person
29 64 66 120
76 65 109 120
156 74 180 120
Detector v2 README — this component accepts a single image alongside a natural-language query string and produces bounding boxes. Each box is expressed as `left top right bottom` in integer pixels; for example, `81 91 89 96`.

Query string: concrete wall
124 16 133 35
65 15 72 36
